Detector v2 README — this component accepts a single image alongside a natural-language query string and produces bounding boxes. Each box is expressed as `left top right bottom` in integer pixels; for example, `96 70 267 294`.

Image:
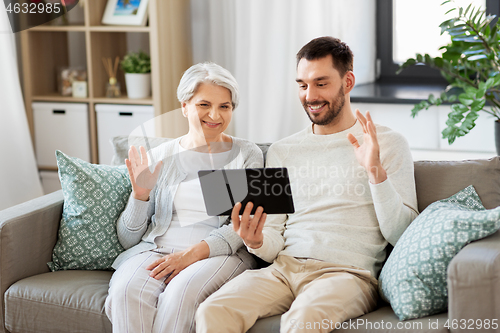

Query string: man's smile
307 102 327 114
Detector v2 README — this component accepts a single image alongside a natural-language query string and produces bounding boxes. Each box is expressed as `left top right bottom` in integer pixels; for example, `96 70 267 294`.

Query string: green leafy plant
120 50 151 74
398 0 500 144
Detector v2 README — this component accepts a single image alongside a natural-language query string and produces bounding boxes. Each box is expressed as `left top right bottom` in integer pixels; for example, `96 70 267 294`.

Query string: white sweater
249 121 418 277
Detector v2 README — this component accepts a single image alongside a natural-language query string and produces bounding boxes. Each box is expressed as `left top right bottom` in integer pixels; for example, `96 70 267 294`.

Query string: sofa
1 144 500 332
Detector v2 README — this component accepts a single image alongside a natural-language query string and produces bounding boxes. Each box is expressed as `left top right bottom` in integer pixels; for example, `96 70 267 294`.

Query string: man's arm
232 202 287 263
348 110 418 245
369 161 418 245
203 142 265 257
232 144 287 262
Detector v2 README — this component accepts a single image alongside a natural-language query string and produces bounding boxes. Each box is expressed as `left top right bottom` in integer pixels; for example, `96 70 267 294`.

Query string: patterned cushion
47 151 131 271
378 185 500 321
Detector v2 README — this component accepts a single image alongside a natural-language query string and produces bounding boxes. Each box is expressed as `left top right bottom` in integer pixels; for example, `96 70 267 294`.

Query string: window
377 0 500 84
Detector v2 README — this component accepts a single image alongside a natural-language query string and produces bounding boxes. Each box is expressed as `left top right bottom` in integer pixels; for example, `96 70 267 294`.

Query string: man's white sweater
249 120 419 277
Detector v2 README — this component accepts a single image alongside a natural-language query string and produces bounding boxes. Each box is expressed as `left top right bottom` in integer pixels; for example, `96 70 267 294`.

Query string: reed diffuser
102 56 121 98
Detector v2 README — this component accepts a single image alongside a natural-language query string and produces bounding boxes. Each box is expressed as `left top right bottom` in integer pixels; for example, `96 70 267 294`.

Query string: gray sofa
1 155 500 333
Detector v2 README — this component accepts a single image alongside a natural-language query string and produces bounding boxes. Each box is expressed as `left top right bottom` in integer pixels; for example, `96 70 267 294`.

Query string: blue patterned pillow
48 151 131 271
378 185 500 320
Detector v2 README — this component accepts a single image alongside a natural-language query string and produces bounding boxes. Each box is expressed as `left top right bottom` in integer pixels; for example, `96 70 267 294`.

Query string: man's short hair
296 36 354 77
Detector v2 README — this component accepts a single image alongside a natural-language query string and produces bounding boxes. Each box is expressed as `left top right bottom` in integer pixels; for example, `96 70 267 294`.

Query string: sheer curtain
191 0 376 142
0 5 43 211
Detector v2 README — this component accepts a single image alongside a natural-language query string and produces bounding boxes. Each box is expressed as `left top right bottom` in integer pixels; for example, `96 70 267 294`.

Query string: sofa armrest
0 190 63 333
447 230 500 333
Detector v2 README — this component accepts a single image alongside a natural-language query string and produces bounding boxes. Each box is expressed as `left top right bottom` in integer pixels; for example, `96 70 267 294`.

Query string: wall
351 102 497 161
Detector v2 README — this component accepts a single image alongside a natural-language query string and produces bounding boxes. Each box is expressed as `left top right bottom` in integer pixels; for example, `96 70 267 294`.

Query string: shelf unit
20 0 192 168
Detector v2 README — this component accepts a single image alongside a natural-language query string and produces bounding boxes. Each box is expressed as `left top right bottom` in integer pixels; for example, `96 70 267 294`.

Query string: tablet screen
198 168 295 216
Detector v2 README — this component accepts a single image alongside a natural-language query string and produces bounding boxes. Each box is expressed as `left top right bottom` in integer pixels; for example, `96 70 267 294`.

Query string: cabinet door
33 102 90 167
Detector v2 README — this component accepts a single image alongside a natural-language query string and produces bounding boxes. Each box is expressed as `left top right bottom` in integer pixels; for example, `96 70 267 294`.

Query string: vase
496 120 500 156
125 73 151 99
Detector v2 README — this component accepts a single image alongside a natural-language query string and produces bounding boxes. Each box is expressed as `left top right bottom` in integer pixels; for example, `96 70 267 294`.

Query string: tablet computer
198 168 295 216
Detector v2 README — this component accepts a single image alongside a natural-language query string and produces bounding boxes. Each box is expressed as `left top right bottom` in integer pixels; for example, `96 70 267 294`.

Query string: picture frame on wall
101 0 150 26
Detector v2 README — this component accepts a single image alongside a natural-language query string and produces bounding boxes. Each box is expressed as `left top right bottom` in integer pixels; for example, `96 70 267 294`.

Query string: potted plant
121 50 151 99
398 0 500 154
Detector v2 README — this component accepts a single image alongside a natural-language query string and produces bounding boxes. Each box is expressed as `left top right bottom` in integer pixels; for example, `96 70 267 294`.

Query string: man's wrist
245 239 263 250
367 163 387 184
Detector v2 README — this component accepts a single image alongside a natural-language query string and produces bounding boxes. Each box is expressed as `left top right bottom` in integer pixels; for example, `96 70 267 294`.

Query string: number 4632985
6 2 61 14
445 319 498 330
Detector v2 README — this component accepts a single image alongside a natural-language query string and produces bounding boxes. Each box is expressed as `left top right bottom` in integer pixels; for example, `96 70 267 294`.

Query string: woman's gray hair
177 62 239 109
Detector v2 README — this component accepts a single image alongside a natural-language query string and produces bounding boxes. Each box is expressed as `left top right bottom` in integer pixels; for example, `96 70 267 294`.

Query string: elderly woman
105 62 265 333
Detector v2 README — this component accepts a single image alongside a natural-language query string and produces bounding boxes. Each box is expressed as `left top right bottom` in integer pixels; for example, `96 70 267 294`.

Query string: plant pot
496 120 500 156
125 73 151 99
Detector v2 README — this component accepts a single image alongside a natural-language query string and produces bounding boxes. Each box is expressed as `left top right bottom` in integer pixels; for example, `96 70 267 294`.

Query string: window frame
376 0 500 84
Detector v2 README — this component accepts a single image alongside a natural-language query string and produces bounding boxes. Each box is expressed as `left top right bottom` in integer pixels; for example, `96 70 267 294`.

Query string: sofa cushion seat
3 270 450 333
5 270 112 333
334 306 449 333
247 306 449 333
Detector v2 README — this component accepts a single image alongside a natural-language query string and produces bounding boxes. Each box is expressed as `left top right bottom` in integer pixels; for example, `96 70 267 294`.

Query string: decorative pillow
48 151 131 271
378 185 500 321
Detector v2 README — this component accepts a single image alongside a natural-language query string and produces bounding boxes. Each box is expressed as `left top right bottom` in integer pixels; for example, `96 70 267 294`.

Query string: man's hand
347 110 387 184
232 202 267 249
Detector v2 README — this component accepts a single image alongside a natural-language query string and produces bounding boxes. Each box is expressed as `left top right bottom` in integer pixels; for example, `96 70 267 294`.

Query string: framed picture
101 0 150 26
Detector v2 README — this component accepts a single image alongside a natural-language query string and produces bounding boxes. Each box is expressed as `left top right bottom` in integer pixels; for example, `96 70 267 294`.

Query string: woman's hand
347 110 387 184
232 202 266 249
146 241 210 282
125 146 163 201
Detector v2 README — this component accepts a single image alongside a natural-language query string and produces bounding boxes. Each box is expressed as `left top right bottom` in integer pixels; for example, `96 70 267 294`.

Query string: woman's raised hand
125 146 163 201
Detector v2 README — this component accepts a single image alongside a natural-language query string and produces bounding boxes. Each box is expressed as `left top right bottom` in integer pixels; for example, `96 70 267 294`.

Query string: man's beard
303 85 345 126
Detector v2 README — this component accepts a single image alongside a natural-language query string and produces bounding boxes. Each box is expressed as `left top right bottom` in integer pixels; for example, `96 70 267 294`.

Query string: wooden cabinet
20 0 192 168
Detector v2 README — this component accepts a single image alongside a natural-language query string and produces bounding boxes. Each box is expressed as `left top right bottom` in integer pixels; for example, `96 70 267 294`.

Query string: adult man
196 36 418 333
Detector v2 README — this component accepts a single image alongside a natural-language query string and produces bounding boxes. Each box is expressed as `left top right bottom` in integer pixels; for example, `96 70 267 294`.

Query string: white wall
351 102 497 161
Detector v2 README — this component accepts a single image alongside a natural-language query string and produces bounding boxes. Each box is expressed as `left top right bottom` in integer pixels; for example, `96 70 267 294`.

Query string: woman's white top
154 142 233 251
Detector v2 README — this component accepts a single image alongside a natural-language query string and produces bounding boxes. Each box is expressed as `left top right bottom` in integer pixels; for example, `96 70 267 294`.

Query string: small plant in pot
121 50 151 99
398 0 500 155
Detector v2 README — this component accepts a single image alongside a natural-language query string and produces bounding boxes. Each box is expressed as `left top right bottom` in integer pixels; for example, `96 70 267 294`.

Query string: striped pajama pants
105 248 255 333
